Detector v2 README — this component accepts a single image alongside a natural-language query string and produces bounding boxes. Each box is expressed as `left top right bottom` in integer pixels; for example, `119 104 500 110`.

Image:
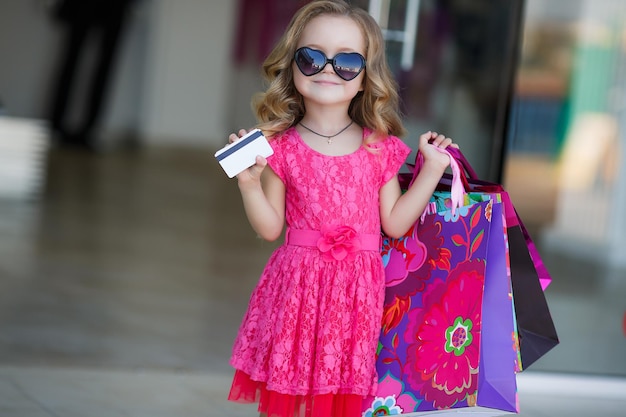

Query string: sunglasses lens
334 53 365 80
295 48 326 76
294 47 365 81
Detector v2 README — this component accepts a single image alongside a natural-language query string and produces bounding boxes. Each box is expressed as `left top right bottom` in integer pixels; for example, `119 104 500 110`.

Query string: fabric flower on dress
316 225 360 261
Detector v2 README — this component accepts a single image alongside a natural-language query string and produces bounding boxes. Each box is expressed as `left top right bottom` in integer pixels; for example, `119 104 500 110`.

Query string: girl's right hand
228 129 267 187
228 129 249 144
228 129 284 241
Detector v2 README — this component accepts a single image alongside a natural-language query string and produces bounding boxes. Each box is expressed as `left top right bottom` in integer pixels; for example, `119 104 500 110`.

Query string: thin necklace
299 120 354 145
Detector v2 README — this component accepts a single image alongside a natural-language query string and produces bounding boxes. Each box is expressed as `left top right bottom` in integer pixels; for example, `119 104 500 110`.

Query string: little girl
227 1 456 416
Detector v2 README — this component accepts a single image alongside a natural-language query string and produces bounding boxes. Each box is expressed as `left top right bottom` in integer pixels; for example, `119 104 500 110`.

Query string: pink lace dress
228 127 410 417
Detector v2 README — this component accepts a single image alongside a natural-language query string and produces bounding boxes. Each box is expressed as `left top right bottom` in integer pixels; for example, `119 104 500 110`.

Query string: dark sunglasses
294 47 366 81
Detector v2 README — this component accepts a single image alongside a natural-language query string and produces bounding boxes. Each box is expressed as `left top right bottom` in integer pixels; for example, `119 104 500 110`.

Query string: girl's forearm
385 162 445 238
239 186 284 241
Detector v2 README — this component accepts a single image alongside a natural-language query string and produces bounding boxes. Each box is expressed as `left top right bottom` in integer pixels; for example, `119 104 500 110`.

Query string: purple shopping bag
431 148 559 370
477 202 519 412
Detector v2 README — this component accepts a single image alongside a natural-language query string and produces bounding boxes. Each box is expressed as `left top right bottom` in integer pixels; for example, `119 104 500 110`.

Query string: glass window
504 0 626 376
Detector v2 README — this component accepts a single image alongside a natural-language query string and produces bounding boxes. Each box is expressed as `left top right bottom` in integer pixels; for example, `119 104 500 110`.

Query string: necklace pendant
327 138 332 145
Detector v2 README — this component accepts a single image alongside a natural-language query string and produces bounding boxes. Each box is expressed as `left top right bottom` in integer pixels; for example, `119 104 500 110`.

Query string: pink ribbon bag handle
413 147 466 217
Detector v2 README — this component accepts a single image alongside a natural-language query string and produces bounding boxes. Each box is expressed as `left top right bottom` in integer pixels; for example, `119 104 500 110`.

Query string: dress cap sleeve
378 135 411 185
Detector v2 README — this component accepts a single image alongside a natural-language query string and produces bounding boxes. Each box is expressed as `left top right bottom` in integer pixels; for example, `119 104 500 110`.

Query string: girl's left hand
418 131 458 170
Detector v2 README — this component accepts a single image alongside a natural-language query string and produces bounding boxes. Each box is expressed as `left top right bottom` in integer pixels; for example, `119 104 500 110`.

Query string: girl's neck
299 118 353 134
296 105 362 156
300 106 352 132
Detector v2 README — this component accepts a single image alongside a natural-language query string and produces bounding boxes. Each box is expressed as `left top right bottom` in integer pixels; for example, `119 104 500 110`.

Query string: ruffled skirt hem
228 370 364 417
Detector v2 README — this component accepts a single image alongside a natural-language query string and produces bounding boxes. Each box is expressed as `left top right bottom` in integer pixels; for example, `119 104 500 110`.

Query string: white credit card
214 129 273 178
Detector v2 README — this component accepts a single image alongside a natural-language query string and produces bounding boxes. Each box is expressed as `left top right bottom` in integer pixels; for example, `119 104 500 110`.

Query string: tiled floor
0 366 625 417
0 146 624 416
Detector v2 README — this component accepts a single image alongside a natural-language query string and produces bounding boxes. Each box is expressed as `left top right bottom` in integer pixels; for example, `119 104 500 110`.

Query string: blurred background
0 0 624 416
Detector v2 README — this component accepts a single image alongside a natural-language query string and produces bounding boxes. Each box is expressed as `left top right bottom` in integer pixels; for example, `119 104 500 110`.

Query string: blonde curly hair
253 0 406 141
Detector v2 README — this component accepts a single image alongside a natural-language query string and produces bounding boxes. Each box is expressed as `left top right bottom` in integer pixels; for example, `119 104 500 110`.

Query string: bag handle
412 147 465 215
444 146 479 180
415 146 479 188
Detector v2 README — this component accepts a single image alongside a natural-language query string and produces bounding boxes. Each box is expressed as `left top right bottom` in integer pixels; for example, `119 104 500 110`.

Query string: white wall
139 0 239 146
102 0 151 142
0 0 61 118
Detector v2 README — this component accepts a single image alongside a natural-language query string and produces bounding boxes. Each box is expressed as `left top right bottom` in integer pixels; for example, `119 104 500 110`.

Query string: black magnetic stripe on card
215 130 264 161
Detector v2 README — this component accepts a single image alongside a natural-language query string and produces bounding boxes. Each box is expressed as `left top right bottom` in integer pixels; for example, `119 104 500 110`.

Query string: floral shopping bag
362 150 520 416
362 199 519 416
